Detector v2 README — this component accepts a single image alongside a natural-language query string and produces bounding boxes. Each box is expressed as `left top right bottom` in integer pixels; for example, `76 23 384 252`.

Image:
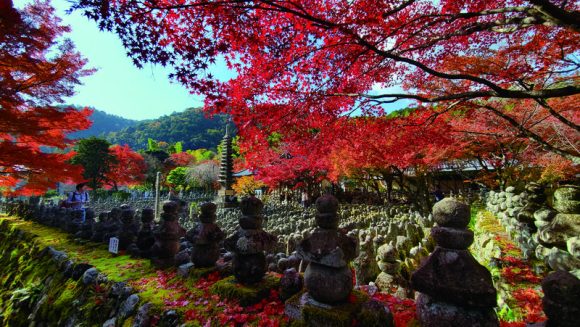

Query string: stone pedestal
285 291 393 327
411 198 499 327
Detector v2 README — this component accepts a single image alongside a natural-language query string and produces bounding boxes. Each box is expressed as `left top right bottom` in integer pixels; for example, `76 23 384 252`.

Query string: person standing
67 183 90 222
301 190 309 208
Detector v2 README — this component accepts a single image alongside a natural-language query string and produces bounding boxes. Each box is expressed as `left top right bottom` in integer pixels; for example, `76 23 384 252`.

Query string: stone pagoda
217 120 236 208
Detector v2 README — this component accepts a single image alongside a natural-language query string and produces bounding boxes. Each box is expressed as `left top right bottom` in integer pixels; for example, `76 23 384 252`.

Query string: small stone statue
411 198 498 326
137 208 156 255
186 202 225 267
297 195 358 303
531 270 580 327
224 196 277 284
103 208 122 243
151 201 186 267
91 212 108 242
76 209 96 240
117 208 140 251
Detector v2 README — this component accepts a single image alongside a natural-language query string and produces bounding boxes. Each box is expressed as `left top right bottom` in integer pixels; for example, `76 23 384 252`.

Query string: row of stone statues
6 196 577 326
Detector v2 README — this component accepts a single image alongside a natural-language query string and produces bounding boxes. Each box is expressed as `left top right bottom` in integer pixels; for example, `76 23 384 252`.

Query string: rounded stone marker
433 198 470 228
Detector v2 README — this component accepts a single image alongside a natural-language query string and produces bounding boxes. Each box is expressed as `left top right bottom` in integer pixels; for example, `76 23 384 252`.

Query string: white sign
108 237 119 254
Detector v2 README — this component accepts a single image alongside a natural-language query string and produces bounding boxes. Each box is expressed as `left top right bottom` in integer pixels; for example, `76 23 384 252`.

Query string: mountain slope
104 107 229 150
68 106 140 139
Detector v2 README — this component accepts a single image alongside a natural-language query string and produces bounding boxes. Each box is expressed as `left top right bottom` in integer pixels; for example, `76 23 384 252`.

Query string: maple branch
533 98 580 132
480 104 579 162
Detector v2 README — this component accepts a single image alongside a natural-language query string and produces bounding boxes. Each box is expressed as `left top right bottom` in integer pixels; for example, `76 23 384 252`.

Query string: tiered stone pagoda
217 121 236 208
411 198 498 326
224 196 277 284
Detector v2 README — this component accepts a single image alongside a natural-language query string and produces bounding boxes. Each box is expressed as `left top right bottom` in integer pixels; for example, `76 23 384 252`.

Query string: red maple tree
75 0 578 159
0 0 94 195
105 144 147 190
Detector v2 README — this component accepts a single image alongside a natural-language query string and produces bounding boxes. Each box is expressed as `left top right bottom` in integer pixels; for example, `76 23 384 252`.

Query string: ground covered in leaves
0 212 547 326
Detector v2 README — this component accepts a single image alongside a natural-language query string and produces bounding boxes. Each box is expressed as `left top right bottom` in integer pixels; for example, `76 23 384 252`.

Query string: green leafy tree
166 166 188 191
70 137 116 189
187 148 216 162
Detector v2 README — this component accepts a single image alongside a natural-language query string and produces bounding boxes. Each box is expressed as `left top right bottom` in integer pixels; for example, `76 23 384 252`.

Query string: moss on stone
210 274 280 306
188 266 218 279
286 290 369 327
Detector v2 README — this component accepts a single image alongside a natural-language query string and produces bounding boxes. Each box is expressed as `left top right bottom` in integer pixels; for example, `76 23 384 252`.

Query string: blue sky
38 0 226 120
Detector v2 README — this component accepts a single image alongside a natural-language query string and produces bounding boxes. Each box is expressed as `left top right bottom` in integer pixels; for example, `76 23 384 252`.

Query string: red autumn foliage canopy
106 144 147 190
74 0 579 185
0 0 94 195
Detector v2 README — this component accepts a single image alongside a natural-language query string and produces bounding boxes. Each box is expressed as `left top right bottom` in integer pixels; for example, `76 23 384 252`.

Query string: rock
553 186 580 214
432 198 470 228
538 213 580 248
119 294 140 320
82 267 99 285
430 227 474 250
132 303 152 327
280 268 304 301
545 247 580 271
158 310 179 327
567 236 580 259
541 270 580 327
304 263 352 303
71 263 93 280
412 248 497 307
177 262 194 277
102 318 116 327
416 293 499 327
356 299 394 327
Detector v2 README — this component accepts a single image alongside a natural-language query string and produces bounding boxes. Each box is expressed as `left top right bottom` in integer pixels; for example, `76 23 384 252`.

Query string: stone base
416 293 499 327
285 291 393 327
209 274 279 306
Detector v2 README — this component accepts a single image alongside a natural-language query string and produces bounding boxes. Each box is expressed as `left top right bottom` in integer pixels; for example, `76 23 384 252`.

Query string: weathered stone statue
532 270 580 327
151 201 186 267
224 196 277 284
297 195 358 303
186 202 225 267
76 209 96 240
137 208 156 255
91 212 108 242
411 198 498 326
375 243 405 293
103 208 122 243
117 208 140 251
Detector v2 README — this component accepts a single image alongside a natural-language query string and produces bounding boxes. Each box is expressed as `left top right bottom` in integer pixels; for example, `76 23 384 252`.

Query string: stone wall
0 219 149 326
486 184 580 276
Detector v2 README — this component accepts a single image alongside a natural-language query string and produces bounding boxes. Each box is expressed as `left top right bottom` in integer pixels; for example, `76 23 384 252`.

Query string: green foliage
105 108 231 151
166 167 189 190
112 191 131 201
44 189 58 197
70 137 116 189
172 141 183 154
187 148 216 162
216 135 240 159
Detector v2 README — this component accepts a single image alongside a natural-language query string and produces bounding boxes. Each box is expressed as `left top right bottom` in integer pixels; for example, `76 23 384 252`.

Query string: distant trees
186 161 220 192
0 0 93 195
70 138 116 189
106 144 146 190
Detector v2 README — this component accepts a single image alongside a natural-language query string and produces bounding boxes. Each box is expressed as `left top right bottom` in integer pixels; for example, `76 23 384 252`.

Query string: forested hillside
104 107 229 150
68 106 139 139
